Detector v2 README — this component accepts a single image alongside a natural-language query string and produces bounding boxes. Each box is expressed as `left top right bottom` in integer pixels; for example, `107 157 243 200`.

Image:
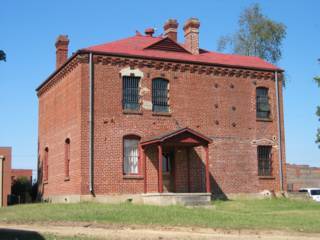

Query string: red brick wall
38 59 84 198
287 164 320 191
0 147 12 207
38 54 286 198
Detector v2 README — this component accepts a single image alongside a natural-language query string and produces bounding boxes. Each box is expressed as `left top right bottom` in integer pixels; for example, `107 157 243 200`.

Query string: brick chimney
164 19 178 42
55 35 69 69
183 18 200 55
145 28 155 37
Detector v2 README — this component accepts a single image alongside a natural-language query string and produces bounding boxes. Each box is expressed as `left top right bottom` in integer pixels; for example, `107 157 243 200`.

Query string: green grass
0 198 320 232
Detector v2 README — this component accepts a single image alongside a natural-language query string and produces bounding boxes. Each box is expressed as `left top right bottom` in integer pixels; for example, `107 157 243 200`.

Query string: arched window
256 87 270 119
152 78 169 112
122 76 140 111
123 135 140 174
44 147 49 182
65 138 70 179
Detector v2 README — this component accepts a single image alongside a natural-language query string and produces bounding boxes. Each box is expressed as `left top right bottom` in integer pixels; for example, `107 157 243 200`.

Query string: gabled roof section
141 127 212 147
144 37 191 54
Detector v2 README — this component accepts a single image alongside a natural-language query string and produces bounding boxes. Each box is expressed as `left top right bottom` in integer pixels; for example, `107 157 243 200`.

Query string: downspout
0 156 4 207
275 71 284 192
89 53 94 195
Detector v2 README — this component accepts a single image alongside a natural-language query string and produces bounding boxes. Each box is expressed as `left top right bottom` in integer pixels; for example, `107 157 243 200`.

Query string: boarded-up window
258 146 272 176
65 138 70 179
44 147 49 181
152 78 169 112
256 87 270 119
123 76 140 111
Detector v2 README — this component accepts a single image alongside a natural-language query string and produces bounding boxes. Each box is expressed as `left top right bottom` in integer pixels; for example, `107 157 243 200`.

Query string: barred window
123 136 140 174
258 146 272 176
152 78 169 112
256 87 270 119
123 76 140 111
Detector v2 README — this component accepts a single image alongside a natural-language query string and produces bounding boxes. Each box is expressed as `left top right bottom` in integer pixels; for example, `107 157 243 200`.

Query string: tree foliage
11 176 32 204
0 50 6 61
217 3 286 64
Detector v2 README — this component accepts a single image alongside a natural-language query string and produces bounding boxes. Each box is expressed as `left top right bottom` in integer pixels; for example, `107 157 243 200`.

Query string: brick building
36 18 286 204
287 163 320 192
0 147 12 207
11 169 33 184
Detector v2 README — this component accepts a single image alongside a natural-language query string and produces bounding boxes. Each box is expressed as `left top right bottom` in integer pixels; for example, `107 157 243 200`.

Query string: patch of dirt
0 222 320 240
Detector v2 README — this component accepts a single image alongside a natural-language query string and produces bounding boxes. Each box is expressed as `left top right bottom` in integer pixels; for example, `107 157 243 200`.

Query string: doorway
162 150 175 192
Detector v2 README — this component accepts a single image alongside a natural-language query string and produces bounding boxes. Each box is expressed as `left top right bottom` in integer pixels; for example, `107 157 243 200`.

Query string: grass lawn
0 198 320 233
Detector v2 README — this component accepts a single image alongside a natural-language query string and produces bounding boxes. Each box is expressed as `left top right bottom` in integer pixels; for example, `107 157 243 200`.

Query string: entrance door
162 151 175 192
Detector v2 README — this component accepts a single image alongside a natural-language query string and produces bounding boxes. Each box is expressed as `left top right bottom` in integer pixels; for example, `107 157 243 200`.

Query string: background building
287 163 320 191
0 147 12 207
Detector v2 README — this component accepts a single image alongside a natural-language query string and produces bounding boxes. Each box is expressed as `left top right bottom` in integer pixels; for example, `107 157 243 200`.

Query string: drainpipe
89 53 94 195
275 71 284 192
0 155 4 207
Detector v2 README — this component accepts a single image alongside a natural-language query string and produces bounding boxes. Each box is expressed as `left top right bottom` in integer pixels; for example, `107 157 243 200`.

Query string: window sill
259 176 275 180
152 112 171 117
256 118 273 122
123 175 144 180
64 177 70 181
123 110 143 115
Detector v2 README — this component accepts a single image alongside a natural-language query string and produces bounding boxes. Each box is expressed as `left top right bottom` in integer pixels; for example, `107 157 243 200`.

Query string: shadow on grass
0 228 45 240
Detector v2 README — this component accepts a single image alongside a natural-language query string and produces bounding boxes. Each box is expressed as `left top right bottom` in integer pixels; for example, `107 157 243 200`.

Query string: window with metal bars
256 87 270 119
122 76 140 111
257 146 272 176
152 78 169 112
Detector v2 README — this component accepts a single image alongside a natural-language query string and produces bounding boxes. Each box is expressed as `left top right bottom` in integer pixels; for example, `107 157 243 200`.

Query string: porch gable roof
141 127 212 147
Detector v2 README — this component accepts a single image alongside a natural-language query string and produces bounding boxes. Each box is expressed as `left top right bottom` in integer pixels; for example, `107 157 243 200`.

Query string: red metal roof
85 35 281 71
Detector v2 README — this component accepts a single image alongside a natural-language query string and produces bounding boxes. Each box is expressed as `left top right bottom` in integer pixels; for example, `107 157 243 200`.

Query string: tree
217 3 286 64
11 176 32 204
0 50 6 61
315 64 320 148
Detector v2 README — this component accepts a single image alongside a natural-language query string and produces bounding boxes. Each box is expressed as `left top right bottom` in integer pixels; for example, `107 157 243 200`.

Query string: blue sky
0 0 319 175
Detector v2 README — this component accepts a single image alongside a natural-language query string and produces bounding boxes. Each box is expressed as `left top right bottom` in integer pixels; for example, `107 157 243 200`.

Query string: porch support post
158 144 163 193
204 144 211 193
142 147 147 193
187 147 191 193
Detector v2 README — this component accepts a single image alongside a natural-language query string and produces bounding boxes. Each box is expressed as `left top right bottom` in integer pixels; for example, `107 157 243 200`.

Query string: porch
140 128 212 205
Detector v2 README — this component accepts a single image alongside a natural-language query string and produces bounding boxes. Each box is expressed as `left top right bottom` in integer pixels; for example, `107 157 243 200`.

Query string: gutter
89 52 94 195
275 71 284 192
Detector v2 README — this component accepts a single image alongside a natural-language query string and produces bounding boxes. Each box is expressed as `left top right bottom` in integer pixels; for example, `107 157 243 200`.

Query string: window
123 76 140 111
65 138 70 179
256 87 270 119
152 78 169 112
44 147 49 181
257 146 272 176
162 153 172 173
123 136 140 174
